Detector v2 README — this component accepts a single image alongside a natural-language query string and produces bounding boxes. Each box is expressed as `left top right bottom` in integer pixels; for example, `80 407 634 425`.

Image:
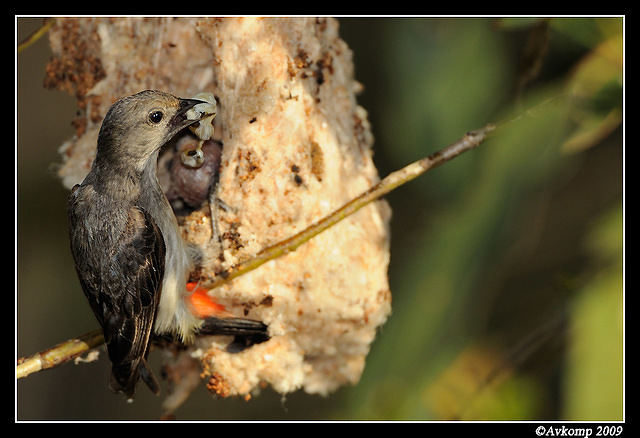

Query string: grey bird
67 90 268 399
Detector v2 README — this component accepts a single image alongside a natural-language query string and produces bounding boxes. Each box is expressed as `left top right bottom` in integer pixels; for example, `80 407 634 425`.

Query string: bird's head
96 90 214 168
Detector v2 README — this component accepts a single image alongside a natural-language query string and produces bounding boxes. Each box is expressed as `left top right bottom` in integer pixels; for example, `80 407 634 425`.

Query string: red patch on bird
186 282 228 318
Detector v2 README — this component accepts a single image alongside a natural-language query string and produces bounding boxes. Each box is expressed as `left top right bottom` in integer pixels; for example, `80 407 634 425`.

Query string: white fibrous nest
48 17 391 413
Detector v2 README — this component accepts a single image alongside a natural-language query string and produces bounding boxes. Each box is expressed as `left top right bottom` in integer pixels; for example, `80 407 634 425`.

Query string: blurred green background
16 17 623 421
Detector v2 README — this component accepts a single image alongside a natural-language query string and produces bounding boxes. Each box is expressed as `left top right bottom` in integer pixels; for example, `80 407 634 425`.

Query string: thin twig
17 18 56 54
17 329 104 379
16 123 495 380
199 123 496 290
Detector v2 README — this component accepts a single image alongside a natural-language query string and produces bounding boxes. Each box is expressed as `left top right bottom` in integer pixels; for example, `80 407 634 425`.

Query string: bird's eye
148 110 164 124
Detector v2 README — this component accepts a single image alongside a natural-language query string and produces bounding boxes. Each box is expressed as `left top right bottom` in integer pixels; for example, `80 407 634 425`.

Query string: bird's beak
171 98 212 130
178 98 207 116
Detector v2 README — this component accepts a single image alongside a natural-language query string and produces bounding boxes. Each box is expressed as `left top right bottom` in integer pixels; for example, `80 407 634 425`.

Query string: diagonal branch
17 329 104 379
17 18 56 53
16 123 495 380
200 123 496 290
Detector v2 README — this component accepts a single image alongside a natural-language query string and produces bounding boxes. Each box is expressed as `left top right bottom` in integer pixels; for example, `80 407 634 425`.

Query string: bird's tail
110 358 160 400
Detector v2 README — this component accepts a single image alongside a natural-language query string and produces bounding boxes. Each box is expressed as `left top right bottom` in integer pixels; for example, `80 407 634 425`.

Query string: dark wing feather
68 187 165 398
105 206 165 398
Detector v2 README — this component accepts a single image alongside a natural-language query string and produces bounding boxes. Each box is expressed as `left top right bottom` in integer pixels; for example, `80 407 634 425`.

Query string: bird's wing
103 206 166 397
69 192 166 398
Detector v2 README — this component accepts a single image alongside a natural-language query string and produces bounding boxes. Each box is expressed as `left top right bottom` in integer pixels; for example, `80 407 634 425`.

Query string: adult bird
67 90 268 399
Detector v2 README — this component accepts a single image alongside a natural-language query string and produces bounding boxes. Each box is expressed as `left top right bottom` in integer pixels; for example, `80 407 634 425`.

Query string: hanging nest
46 16 391 414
